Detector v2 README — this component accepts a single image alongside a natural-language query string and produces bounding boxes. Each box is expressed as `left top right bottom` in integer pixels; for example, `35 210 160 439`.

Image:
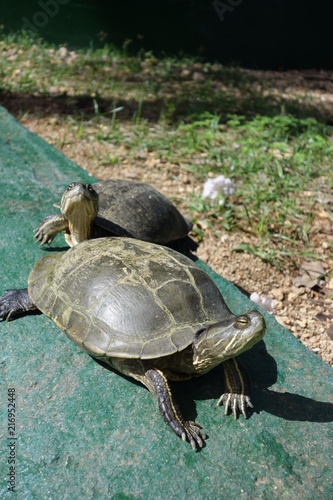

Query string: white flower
202 175 235 205
250 292 274 314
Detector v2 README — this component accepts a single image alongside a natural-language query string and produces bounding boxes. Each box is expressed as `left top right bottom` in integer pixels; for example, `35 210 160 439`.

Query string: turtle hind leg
145 368 207 451
218 358 253 419
0 288 37 321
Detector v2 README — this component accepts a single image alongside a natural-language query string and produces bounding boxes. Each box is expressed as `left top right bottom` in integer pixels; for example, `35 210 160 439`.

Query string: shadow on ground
1 85 331 124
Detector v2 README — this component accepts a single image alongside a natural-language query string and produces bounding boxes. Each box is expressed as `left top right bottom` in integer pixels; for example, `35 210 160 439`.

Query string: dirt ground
3 68 333 367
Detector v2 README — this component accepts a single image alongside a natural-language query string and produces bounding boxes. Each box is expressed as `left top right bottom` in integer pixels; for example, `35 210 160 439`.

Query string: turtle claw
217 393 253 419
33 215 66 246
219 359 254 419
167 413 206 450
181 420 206 451
34 226 55 246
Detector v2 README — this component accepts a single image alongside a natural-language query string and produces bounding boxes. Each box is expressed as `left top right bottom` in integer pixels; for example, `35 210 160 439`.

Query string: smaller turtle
34 179 196 251
0 237 265 450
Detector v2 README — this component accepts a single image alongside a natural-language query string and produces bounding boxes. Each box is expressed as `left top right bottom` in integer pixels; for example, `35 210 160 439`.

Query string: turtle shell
28 238 232 360
93 179 192 244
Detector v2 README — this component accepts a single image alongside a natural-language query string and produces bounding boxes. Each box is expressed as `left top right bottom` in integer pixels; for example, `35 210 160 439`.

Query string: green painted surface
0 105 332 498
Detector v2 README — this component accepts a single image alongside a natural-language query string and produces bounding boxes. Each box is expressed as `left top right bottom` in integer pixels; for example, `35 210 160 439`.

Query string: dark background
1 0 332 69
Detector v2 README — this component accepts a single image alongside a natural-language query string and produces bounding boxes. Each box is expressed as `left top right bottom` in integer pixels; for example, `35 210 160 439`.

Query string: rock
269 288 284 301
180 69 190 78
192 72 205 82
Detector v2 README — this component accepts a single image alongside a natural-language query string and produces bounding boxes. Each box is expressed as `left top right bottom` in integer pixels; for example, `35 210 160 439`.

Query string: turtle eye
87 184 93 191
68 183 75 189
235 316 249 329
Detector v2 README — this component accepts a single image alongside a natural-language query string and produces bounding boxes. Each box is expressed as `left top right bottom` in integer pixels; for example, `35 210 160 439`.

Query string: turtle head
192 310 265 372
61 183 99 246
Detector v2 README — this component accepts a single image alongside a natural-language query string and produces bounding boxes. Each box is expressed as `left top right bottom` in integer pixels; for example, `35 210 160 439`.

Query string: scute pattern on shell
94 179 192 243
28 238 232 360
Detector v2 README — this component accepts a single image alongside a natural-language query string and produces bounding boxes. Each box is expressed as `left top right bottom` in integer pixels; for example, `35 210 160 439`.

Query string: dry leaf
293 260 326 289
315 313 333 322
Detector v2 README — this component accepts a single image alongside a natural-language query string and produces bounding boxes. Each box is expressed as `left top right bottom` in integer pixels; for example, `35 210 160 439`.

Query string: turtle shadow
39 245 69 253
95 340 333 429
170 340 276 424
178 342 333 424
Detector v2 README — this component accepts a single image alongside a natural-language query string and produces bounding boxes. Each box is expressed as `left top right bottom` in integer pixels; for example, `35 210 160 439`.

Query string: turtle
34 179 196 252
0 237 265 450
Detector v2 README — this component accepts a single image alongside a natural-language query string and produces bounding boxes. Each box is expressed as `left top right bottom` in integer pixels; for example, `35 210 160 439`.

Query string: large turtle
0 237 265 450
34 179 196 252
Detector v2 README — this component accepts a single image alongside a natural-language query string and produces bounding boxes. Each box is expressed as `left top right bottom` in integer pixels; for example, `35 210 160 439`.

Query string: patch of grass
184 114 332 261
0 31 332 266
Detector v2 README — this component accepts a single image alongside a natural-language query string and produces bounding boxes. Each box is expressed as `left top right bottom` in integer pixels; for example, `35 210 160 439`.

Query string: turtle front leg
218 358 253 419
34 214 69 246
0 289 37 321
145 368 206 451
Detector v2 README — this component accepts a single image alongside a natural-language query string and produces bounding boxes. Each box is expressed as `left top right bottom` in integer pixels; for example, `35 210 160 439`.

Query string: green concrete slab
0 105 332 498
